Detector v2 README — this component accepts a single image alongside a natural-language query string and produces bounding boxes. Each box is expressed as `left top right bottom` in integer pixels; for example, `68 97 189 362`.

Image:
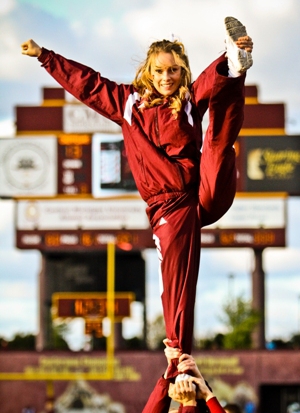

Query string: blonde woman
22 17 253 379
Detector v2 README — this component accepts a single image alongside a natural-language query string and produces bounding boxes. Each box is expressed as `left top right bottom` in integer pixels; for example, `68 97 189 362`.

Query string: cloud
0 296 37 338
0 119 15 136
0 280 36 300
0 0 16 15
0 250 40 281
266 274 300 338
265 248 300 274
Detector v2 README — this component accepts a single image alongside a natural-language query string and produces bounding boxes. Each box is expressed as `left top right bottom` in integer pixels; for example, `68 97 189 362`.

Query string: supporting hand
168 380 197 407
163 338 182 378
177 353 201 378
190 376 214 402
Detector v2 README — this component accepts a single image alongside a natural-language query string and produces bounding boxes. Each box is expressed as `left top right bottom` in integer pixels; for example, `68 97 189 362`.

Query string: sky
0 0 300 350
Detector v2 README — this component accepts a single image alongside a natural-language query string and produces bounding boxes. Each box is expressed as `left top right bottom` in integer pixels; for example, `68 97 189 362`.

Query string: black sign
236 135 300 195
57 134 92 195
100 140 136 190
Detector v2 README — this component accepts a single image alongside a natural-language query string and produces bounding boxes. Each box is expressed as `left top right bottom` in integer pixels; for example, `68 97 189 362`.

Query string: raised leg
199 66 245 227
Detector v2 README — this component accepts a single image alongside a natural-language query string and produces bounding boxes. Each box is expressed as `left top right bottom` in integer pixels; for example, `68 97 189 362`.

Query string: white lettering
62 159 83 169
201 233 215 244
60 234 78 245
21 234 41 245
63 186 78 194
96 234 116 244
234 233 254 243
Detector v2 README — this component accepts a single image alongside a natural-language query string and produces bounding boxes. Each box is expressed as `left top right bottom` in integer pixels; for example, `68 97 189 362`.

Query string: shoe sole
225 16 247 41
224 16 253 72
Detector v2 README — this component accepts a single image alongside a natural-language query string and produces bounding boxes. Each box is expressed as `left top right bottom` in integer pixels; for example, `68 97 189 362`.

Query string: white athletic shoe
224 16 253 76
175 373 196 391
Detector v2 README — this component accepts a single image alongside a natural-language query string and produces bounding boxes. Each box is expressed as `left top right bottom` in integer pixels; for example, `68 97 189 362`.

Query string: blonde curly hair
133 39 192 118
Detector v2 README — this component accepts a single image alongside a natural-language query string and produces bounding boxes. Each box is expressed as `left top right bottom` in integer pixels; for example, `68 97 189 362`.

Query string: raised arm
20 40 131 125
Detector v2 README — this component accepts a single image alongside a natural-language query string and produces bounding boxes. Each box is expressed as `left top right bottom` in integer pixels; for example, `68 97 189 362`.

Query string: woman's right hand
21 39 42 57
190 376 215 402
177 353 201 378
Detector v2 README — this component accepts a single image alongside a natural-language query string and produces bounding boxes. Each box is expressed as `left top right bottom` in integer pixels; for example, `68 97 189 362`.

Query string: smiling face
150 52 182 97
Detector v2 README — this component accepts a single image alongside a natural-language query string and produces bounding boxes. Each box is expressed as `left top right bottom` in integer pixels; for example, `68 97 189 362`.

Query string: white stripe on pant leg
153 234 164 295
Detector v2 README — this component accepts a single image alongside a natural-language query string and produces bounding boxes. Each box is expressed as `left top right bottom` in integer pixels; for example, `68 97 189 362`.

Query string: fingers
190 377 214 401
177 354 202 378
175 379 196 393
177 357 194 371
163 338 171 347
21 39 41 57
236 35 253 52
169 380 197 404
178 353 194 363
168 383 175 398
164 346 181 360
163 338 182 361
21 41 29 54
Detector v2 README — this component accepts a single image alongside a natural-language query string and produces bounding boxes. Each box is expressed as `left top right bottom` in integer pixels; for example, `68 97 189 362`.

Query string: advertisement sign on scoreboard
57 134 92 195
201 193 286 248
236 135 300 195
0 137 57 197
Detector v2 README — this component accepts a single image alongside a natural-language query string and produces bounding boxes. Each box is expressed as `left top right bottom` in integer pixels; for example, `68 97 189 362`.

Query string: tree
147 314 166 350
49 321 70 350
219 294 261 349
0 333 35 350
290 333 300 349
195 333 225 350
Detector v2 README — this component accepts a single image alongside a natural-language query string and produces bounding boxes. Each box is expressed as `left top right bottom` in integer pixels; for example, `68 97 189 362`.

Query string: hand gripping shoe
224 16 253 75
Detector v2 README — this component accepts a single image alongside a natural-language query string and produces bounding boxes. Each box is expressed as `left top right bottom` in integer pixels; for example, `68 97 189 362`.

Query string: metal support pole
106 241 115 378
36 254 46 351
251 248 266 349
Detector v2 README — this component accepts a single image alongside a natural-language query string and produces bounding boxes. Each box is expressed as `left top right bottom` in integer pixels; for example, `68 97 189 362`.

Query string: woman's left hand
236 35 253 53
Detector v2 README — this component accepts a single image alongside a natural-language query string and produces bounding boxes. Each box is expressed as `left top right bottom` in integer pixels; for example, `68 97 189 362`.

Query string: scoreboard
1 86 296 251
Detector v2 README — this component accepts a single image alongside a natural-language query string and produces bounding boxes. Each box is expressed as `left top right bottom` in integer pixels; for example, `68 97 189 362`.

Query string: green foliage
124 336 145 349
267 334 300 350
49 321 70 350
0 333 35 350
219 294 261 349
90 336 106 350
147 314 166 350
290 333 300 349
195 333 225 350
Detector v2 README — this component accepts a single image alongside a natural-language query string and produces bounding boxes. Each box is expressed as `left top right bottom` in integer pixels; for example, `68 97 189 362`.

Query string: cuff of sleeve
158 375 174 387
38 47 50 64
207 396 225 413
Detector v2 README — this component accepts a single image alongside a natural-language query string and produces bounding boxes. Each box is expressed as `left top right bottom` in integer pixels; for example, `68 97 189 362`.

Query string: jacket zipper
174 163 185 189
155 106 185 190
155 107 161 147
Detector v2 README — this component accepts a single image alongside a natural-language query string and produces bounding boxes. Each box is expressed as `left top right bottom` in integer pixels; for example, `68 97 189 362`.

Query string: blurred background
0 0 300 351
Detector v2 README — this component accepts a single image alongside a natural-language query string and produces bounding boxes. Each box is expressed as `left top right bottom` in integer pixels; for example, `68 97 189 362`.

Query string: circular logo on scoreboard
3 142 49 191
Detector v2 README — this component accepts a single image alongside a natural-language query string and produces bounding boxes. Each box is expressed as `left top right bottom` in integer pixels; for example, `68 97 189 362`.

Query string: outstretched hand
21 39 42 57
